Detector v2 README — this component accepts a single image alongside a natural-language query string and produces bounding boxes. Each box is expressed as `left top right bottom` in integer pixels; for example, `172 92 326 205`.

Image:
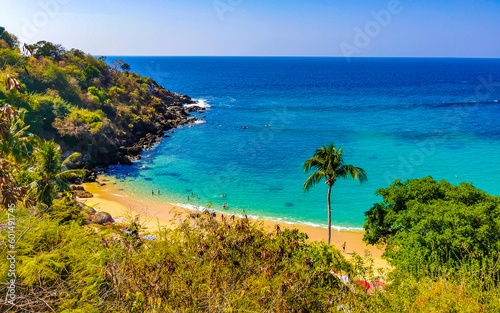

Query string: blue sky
1 0 499 57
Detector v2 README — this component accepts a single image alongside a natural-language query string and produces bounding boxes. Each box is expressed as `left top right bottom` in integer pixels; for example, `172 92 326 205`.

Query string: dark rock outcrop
184 105 206 113
92 212 114 224
67 80 203 172
70 185 94 198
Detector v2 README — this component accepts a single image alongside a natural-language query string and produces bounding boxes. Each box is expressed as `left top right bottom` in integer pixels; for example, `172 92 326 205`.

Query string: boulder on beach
71 185 94 198
92 212 114 224
74 189 94 198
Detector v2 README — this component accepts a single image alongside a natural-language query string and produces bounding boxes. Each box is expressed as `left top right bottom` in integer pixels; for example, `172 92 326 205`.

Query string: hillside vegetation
0 26 197 169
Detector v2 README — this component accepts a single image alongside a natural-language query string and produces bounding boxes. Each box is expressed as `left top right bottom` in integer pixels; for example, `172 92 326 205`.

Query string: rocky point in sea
66 80 207 183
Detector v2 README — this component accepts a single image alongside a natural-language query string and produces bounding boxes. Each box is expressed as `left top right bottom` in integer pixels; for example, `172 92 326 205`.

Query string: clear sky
1 0 499 57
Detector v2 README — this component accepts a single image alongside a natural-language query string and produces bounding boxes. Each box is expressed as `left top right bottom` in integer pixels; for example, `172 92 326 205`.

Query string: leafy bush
0 206 110 311
0 27 18 48
87 86 108 103
363 177 500 279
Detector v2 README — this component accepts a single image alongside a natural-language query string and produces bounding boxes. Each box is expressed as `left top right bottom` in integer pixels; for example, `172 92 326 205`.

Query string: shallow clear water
105 57 500 229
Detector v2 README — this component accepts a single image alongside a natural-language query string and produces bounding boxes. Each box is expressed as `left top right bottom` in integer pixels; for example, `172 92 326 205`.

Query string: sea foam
183 99 211 110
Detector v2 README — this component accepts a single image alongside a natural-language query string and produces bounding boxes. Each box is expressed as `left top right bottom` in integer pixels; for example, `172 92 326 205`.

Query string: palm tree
30 140 84 206
0 105 37 207
303 143 367 245
0 105 38 163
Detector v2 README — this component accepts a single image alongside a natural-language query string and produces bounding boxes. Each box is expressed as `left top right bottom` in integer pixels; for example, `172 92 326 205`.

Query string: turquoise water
105 57 500 230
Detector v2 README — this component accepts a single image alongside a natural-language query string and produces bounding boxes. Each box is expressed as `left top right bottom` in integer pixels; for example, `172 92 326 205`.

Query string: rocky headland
67 80 207 180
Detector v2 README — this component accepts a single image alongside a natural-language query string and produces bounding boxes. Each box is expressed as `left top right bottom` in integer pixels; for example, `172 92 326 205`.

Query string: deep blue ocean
105 57 500 230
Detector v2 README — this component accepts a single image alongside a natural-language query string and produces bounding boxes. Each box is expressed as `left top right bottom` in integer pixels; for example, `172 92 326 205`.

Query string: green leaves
303 170 326 192
363 176 500 279
29 140 85 205
111 214 354 311
1 214 108 310
303 143 367 189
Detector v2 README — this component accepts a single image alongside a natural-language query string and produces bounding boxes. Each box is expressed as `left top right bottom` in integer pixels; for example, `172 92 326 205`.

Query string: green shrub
364 177 500 280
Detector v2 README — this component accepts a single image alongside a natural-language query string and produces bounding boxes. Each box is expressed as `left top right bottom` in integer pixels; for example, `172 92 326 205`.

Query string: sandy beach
82 180 388 270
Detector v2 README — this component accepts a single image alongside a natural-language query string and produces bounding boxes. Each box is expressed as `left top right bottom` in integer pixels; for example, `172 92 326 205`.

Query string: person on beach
152 190 154 196
158 190 160 195
188 196 190 200
342 242 346 253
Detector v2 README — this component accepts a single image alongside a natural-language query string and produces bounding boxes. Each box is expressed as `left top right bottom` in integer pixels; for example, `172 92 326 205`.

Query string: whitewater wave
174 203 217 214
173 203 363 231
184 99 211 110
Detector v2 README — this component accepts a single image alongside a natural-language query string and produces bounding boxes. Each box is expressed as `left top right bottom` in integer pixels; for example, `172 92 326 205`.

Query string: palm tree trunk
327 184 332 245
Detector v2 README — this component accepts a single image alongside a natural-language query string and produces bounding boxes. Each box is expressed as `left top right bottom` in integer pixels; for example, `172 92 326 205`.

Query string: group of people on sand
152 190 160 195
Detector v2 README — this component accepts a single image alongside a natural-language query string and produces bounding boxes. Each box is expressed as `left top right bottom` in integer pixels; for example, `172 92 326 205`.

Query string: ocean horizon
102 56 500 230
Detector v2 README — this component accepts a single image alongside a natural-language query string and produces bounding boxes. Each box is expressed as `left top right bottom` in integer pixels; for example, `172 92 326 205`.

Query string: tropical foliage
364 176 500 280
0 28 191 167
304 143 367 244
28 140 84 205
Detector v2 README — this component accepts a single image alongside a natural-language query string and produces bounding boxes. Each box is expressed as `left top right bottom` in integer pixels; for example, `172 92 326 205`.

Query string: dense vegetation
364 177 500 277
1 204 368 311
1 29 500 311
364 177 500 311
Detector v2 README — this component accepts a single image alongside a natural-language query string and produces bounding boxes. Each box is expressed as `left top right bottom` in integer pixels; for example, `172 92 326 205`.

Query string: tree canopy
363 176 500 278
0 26 18 48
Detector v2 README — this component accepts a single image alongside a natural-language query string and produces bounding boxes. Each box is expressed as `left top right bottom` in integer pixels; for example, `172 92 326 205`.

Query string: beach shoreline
82 179 389 269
